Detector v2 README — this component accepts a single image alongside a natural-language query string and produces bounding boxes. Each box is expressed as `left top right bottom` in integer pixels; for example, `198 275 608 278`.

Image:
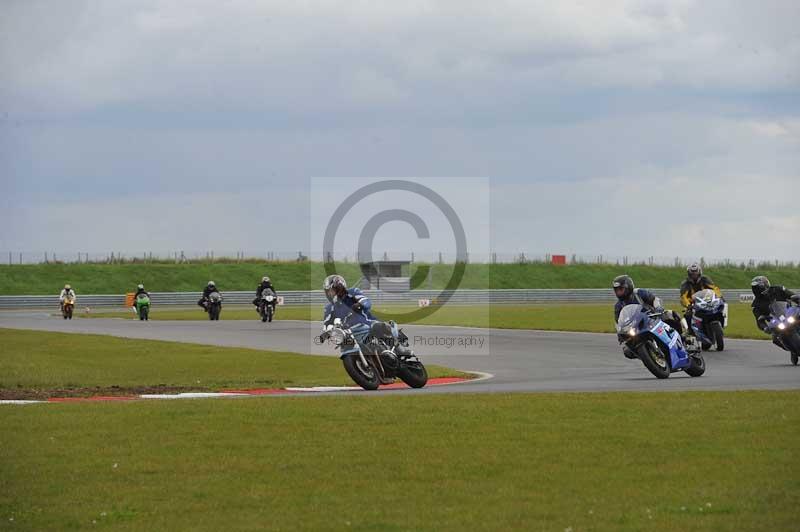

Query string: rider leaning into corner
613 274 696 359
750 276 800 343
322 274 374 327
321 274 376 350
680 263 725 328
320 274 413 357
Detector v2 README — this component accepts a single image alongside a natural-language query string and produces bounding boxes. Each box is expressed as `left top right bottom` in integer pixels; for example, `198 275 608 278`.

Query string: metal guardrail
0 289 771 310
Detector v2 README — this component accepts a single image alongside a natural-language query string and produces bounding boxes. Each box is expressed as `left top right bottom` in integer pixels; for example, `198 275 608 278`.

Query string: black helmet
751 276 770 297
612 275 634 300
687 263 702 283
323 274 347 302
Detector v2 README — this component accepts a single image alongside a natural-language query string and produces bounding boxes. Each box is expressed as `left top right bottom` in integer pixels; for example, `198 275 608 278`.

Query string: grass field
83 302 770 340
0 329 466 399
2 261 799 294
2 391 798 531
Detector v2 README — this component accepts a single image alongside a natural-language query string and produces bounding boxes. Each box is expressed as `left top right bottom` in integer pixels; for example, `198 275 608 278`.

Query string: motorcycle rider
322 274 373 325
132 284 149 307
750 276 800 334
59 284 76 309
253 276 278 315
198 281 220 309
613 275 693 359
320 274 376 346
680 263 725 329
134 284 149 298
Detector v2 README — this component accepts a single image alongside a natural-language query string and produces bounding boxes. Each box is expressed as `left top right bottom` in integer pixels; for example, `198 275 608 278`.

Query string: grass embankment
2 261 799 294
2 391 798 531
0 329 466 399
84 303 768 340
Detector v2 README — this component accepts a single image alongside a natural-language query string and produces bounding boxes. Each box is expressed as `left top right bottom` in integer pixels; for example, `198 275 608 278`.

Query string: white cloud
2 0 798 115
1 1 798 260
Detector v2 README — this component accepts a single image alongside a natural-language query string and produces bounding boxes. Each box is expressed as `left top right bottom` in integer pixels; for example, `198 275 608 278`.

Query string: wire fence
1 250 798 269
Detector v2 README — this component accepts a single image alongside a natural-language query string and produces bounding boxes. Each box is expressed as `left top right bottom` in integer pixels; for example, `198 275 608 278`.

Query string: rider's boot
396 344 414 358
683 334 700 353
622 345 638 359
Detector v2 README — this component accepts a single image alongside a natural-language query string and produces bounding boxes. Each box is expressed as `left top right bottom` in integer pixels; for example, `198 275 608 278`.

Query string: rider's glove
351 302 363 312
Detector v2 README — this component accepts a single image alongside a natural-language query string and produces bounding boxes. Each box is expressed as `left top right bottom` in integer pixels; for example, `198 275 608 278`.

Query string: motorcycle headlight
777 323 786 330
330 328 346 346
628 329 637 337
788 316 796 324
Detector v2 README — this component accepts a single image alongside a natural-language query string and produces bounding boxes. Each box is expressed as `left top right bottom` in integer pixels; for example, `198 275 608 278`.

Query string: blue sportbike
690 289 727 352
617 304 706 379
762 301 800 366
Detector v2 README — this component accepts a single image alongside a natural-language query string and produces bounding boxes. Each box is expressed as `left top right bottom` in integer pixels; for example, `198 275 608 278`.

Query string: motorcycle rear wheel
342 355 381 390
397 361 428 388
638 341 670 379
710 321 724 351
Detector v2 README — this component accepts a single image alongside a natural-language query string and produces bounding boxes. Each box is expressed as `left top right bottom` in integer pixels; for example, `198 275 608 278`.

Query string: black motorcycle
258 288 276 323
202 291 223 321
321 313 428 390
761 301 800 365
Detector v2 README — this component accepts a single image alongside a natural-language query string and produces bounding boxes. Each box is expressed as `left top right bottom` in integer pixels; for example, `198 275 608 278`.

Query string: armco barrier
0 289 772 311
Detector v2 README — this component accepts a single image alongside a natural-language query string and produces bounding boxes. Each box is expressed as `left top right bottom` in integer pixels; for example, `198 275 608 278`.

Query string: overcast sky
1 0 798 262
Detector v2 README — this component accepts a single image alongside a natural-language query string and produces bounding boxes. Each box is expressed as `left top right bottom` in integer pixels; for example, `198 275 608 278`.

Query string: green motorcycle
135 294 151 321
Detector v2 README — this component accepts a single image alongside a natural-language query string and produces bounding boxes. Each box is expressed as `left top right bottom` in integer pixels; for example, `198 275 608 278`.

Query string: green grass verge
2 391 798 531
82 302 769 340
3 261 799 294
0 329 466 399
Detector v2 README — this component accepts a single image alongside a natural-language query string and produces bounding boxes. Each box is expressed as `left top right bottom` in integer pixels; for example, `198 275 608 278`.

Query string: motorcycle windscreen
769 301 789 318
693 289 715 308
616 304 644 334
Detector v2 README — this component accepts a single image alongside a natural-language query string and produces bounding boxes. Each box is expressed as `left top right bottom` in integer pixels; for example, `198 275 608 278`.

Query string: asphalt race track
1 313 798 393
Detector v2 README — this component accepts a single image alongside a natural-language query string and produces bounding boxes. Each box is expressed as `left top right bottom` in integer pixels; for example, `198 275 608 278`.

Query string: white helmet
262 276 271 283
138 284 144 290
64 284 71 290
208 281 215 287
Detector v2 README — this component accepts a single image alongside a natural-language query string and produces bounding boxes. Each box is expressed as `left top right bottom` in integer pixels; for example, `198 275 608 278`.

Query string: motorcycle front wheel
342 355 381 390
784 333 800 365
397 361 428 388
710 321 724 351
684 354 706 377
638 341 671 379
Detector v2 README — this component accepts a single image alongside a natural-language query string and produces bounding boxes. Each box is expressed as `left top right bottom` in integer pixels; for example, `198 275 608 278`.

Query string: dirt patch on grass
0 385 213 400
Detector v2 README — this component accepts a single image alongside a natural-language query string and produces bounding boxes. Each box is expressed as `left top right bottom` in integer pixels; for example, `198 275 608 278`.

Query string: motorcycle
690 289 727 351
203 291 223 321
61 296 75 320
135 294 151 321
321 313 428 390
616 303 706 379
258 288 276 323
761 301 800 366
